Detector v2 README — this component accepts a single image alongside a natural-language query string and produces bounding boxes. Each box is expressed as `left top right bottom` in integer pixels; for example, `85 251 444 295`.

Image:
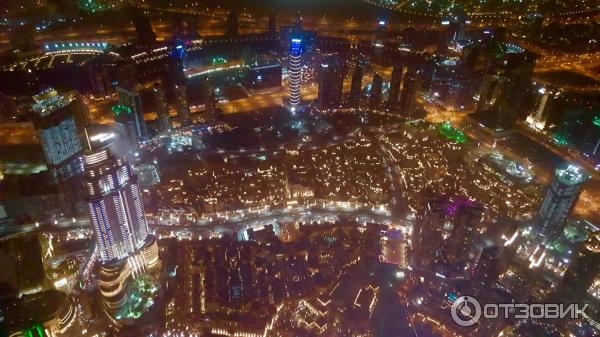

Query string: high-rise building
554 232 600 302
525 85 560 131
441 9 468 46
153 83 171 134
317 55 344 110
411 198 446 269
175 83 191 126
226 11 239 37
31 88 85 182
387 65 420 116
472 246 502 288
203 76 217 122
474 51 536 130
349 61 365 108
167 43 192 126
288 34 304 113
369 73 383 110
88 63 114 99
473 221 521 290
553 95 600 161
444 199 484 267
132 7 156 46
115 86 147 144
84 149 150 262
398 68 420 117
537 163 590 240
387 65 404 109
411 197 483 270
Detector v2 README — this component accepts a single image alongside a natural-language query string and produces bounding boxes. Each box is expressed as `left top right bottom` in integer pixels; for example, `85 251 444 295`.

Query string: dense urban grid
1 0 600 336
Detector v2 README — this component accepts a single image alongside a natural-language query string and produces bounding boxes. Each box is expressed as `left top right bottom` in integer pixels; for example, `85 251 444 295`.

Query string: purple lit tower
84 149 149 262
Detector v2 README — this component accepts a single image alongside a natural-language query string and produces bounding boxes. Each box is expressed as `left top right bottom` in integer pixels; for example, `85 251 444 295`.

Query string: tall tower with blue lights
287 34 304 113
537 163 590 241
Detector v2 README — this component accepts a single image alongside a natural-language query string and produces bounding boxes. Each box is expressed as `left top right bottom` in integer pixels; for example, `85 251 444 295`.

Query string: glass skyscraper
537 163 590 240
84 149 149 262
31 88 84 182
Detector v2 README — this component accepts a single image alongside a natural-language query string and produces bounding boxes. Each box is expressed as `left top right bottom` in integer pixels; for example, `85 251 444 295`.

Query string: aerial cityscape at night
1 0 600 336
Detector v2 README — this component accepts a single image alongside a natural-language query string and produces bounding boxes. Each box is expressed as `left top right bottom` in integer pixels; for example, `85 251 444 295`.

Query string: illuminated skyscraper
537 163 590 240
287 34 304 113
84 149 149 262
369 73 383 110
317 55 344 110
31 88 85 182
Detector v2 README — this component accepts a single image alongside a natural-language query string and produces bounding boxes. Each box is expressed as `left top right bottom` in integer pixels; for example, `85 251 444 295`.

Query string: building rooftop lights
112 104 133 116
555 163 590 186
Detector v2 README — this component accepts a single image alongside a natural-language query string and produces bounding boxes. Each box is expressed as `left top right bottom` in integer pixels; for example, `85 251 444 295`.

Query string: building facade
317 55 344 110
288 34 304 113
31 88 85 182
537 163 590 240
84 149 149 262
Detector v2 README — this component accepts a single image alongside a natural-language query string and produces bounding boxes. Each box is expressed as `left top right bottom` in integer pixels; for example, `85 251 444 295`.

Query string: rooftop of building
31 88 75 117
555 163 590 186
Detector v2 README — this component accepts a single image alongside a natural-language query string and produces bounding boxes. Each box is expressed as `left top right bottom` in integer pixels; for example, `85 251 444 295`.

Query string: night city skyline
1 1 600 337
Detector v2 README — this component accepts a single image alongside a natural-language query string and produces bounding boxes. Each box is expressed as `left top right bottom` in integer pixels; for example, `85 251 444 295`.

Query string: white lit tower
287 34 304 113
84 149 149 262
537 163 590 241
